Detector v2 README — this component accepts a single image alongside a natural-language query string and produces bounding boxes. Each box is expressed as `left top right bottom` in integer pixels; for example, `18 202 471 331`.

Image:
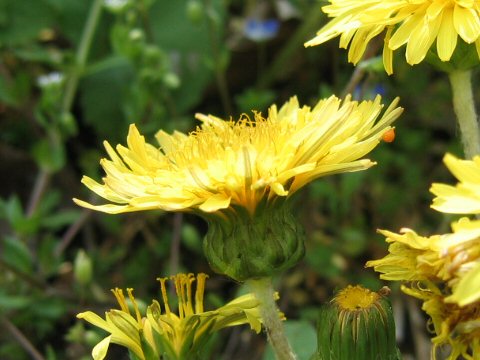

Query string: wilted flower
78 273 266 360
305 0 480 74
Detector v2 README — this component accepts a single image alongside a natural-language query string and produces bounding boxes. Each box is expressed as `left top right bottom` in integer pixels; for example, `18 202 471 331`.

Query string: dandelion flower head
305 0 480 74
74 95 402 218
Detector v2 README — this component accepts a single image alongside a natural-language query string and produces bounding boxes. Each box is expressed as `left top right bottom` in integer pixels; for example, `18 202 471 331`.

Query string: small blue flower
244 18 280 42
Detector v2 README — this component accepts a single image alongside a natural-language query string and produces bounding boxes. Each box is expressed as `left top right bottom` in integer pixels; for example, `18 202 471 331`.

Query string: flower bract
305 0 480 74
315 285 400 360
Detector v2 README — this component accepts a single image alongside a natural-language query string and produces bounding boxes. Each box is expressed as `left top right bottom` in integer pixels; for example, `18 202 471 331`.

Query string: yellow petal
383 26 394 75
199 194 231 212
389 12 422 50
304 13 359 47
77 311 112 332
270 182 288 196
72 199 136 214
444 153 480 184
437 7 457 61
348 25 385 64
453 4 480 43
405 12 441 64
107 311 144 360
430 183 480 213
92 336 111 360
446 261 480 306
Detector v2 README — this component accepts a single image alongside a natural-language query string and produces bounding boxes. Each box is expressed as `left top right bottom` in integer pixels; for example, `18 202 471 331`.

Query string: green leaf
31 139 66 172
79 63 135 142
1 196 40 235
42 209 81 230
2 235 33 273
0 72 28 106
2 195 23 223
0 291 32 311
0 0 55 47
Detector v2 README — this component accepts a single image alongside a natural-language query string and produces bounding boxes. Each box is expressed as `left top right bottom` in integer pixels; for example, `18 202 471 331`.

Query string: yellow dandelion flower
305 0 480 74
367 153 480 358
78 273 268 360
74 95 402 281
431 153 480 214
367 218 480 359
74 95 402 215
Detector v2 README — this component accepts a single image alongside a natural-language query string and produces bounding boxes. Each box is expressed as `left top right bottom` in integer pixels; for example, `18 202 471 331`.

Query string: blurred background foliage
0 0 471 359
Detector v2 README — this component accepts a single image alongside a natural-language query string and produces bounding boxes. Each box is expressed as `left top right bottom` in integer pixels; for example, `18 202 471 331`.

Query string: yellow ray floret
431 153 480 214
305 0 480 74
74 95 402 215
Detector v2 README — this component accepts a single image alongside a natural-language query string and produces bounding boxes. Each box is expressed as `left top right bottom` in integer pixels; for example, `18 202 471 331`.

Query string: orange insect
382 128 395 143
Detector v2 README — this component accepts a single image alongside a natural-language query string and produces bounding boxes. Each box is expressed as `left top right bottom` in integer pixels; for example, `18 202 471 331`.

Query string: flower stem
61 0 103 114
247 277 297 360
448 70 480 159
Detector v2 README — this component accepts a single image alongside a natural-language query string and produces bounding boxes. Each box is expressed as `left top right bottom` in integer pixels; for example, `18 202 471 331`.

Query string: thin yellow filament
157 277 171 315
195 273 208 314
111 288 130 314
127 288 143 326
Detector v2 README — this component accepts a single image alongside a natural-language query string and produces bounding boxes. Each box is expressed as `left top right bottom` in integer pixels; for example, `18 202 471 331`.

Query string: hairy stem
448 70 480 159
247 277 296 360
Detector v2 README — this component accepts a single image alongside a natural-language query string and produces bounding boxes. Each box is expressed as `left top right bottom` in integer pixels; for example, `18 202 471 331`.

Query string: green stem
61 0 103 114
448 70 480 159
247 277 297 360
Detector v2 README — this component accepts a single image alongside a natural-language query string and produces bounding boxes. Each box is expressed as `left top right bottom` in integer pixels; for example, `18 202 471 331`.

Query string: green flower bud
203 202 305 282
74 249 93 286
186 0 204 25
315 285 400 360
